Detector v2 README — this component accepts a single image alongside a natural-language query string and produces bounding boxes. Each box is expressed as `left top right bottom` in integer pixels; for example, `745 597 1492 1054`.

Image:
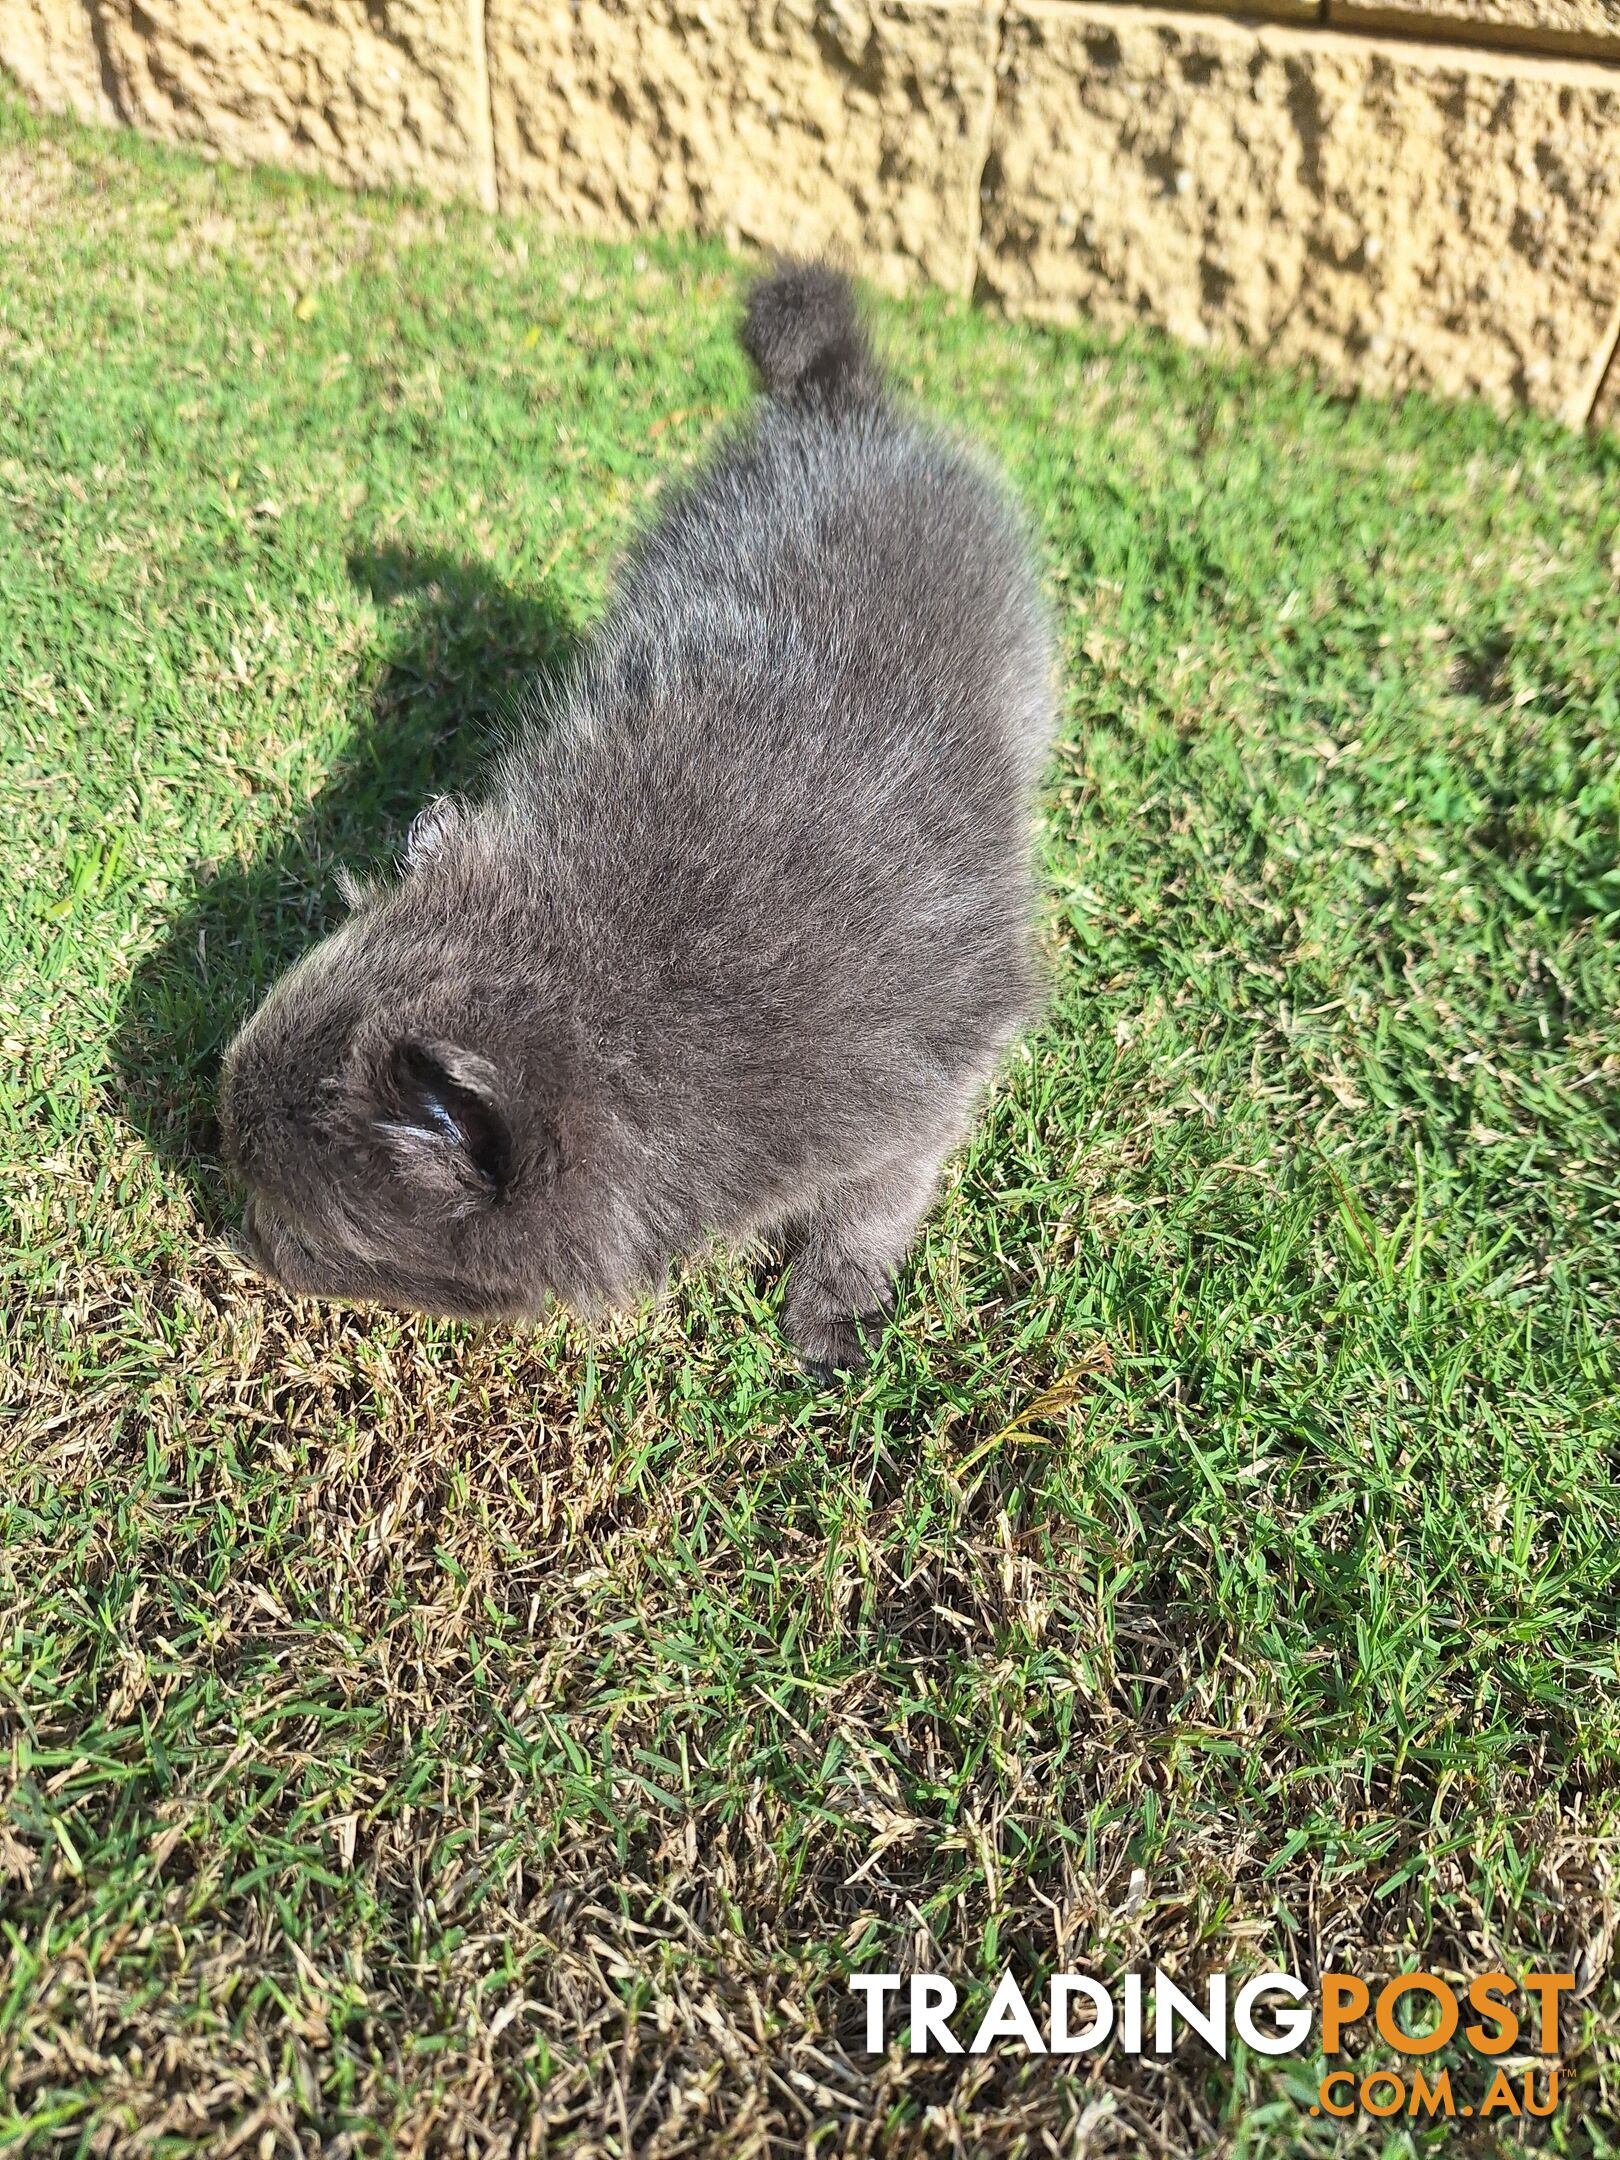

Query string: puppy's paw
783 1290 888 1385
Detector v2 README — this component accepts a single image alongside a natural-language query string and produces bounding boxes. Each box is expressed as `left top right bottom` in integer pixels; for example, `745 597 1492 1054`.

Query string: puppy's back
503 268 1054 1099
595 272 1050 807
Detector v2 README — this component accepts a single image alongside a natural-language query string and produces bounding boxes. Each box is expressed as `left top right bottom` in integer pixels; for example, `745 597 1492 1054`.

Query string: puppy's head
218 798 565 1320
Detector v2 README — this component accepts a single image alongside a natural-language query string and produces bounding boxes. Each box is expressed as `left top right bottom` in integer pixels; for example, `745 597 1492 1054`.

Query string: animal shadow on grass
111 545 576 1230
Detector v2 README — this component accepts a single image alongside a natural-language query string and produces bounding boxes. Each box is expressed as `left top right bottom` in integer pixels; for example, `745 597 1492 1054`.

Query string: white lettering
969 1971 1047 2054
1051 1975 1114 2053
910 1975 963 2055
1234 1972 1313 2056
1154 1970 1227 2058
1121 1970 1144 2053
850 1973 901 2054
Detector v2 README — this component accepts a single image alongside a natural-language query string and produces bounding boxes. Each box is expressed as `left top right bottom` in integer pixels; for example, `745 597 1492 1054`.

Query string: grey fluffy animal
219 264 1055 1377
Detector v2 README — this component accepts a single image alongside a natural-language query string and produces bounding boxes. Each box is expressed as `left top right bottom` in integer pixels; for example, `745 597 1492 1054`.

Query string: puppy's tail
739 262 881 412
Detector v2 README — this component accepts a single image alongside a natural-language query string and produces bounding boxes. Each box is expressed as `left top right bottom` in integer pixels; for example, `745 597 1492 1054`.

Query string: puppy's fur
219 265 1055 1376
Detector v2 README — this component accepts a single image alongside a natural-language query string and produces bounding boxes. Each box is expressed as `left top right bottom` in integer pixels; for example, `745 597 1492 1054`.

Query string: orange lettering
1464 1974 1518 2055
1521 1973 1574 2055
1362 2072 1405 2117
1321 1974 1369 2054
1479 2067 1522 2118
1524 2067 1559 2119
1375 1974 1458 2056
1408 2068 1453 2118
1318 2071 1356 2118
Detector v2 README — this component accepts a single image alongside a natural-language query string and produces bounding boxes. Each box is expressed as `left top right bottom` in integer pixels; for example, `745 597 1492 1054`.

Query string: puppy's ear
382 1039 513 1193
404 794 464 870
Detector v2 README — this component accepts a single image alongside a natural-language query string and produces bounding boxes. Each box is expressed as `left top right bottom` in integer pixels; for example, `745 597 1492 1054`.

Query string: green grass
2 85 1618 2158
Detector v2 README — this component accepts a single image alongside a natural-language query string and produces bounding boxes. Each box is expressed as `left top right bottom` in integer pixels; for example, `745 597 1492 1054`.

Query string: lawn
2 85 1618 2158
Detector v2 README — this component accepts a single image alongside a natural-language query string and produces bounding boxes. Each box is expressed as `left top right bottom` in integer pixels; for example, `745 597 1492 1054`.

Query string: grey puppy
219 264 1054 1377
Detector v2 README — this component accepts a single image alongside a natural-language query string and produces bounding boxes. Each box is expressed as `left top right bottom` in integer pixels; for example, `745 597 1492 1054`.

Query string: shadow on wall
111 546 576 1227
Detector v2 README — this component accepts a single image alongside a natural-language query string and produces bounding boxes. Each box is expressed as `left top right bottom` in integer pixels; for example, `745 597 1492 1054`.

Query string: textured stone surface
488 0 1000 294
1591 329 1620 432
0 0 119 125
71 0 494 205
1101 0 1325 17
979 5 1620 421
1329 1 1620 51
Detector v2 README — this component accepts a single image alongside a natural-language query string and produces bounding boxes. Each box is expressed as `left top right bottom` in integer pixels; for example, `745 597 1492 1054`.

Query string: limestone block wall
5 0 1619 427
486 2 1005 295
5 1 497 204
981 8 1620 422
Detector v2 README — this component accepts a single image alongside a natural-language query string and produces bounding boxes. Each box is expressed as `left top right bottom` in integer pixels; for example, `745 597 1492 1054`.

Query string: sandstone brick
1591 325 1620 431
1329 1 1620 55
978 5 1620 422
0 0 120 126
487 0 1000 295
70 0 494 206
1098 0 1325 19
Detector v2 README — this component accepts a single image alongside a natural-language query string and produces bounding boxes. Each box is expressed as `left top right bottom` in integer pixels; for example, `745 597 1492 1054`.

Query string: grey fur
218 263 1056 1377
